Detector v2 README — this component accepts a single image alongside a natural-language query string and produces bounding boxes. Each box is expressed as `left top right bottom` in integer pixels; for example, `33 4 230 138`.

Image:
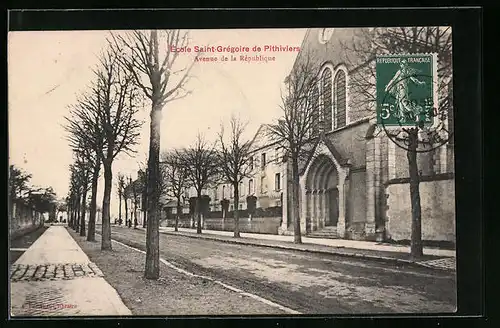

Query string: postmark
376 53 453 152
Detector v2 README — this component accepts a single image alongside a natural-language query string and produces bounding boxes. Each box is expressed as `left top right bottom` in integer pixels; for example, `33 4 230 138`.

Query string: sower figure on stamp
384 59 426 122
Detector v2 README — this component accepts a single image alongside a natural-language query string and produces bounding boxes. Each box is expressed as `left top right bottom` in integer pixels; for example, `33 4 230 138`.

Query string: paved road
102 225 457 315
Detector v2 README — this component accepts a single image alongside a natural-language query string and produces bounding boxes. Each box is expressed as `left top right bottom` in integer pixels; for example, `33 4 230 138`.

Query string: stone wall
385 175 455 243
348 170 367 224
9 200 45 240
162 216 282 235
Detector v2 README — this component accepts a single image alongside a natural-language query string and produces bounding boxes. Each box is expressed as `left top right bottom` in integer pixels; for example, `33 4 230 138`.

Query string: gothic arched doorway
304 154 339 233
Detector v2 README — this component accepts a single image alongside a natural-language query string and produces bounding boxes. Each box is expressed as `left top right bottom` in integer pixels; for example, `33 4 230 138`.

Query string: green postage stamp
376 53 438 127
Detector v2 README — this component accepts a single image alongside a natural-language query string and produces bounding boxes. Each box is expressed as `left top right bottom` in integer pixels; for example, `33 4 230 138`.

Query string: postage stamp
376 53 438 127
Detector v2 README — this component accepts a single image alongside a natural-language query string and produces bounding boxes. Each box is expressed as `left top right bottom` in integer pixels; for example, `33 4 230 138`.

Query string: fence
161 209 283 235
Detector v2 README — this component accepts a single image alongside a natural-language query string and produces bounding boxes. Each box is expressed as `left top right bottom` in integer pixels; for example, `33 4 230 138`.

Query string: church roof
298 134 350 176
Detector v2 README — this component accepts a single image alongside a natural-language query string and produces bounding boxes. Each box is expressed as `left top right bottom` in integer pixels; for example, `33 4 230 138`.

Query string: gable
292 28 367 77
249 124 276 152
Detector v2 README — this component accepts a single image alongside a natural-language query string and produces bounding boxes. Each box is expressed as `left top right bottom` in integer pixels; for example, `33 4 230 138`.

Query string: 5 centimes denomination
376 53 453 152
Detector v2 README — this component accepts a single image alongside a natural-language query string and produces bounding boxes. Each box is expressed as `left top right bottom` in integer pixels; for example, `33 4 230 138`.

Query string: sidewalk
9 225 132 317
149 226 456 272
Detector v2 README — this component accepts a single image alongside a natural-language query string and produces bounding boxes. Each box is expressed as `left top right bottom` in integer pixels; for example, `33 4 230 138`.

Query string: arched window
321 68 333 131
310 84 320 136
334 70 347 129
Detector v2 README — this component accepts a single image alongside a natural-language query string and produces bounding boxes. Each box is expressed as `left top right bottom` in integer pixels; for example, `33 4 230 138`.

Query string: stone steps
307 226 339 239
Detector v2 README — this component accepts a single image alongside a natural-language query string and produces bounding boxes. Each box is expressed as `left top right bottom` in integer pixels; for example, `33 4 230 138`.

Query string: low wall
9 201 45 240
161 216 282 235
385 175 456 243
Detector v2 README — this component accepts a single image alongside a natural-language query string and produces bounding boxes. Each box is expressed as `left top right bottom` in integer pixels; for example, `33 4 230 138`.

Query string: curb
155 229 455 273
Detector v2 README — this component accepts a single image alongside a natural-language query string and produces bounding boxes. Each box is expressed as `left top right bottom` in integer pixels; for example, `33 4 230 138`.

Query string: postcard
9 26 456 316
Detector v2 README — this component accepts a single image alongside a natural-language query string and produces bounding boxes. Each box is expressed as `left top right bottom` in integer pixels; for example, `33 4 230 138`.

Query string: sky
8 28 306 217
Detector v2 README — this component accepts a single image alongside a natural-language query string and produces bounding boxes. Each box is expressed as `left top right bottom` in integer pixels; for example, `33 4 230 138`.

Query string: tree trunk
87 163 99 242
101 160 113 250
133 196 138 228
233 182 240 238
80 186 88 237
292 156 302 244
176 200 181 232
407 129 423 259
68 204 72 228
145 106 162 280
196 192 202 234
75 193 81 232
125 193 129 226
118 193 122 224
71 202 76 228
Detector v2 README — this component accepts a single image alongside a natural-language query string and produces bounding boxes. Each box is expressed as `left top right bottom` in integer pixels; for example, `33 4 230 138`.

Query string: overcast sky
8 28 306 217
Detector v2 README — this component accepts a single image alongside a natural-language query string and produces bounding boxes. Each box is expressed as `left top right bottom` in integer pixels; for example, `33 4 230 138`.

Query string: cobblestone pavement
418 257 456 271
10 262 104 282
10 226 131 317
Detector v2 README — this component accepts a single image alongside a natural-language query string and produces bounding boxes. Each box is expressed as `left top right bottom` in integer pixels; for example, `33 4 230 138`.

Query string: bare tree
138 168 148 228
73 152 92 237
268 53 321 244
181 133 220 234
129 175 140 228
110 29 200 279
9 165 32 201
64 82 106 242
217 116 252 238
160 150 189 232
117 173 126 225
92 44 143 250
68 165 83 231
339 27 453 259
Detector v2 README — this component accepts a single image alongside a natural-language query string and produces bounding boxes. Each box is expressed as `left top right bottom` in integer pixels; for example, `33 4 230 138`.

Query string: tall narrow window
260 176 266 194
334 70 347 128
261 153 266 169
322 68 333 131
249 179 254 195
222 185 226 199
249 156 254 170
214 187 218 200
311 85 320 136
275 173 281 191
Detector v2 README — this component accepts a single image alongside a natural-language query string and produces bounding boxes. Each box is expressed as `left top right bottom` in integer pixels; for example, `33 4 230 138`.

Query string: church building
276 28 455 243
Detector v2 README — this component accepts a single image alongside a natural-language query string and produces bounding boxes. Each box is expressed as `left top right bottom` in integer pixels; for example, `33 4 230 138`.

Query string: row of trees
8 164 61 220
116 114 253 237
64 36 143 244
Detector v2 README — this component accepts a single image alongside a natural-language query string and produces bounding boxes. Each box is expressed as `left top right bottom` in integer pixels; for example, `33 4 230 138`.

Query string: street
105 225 456 314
